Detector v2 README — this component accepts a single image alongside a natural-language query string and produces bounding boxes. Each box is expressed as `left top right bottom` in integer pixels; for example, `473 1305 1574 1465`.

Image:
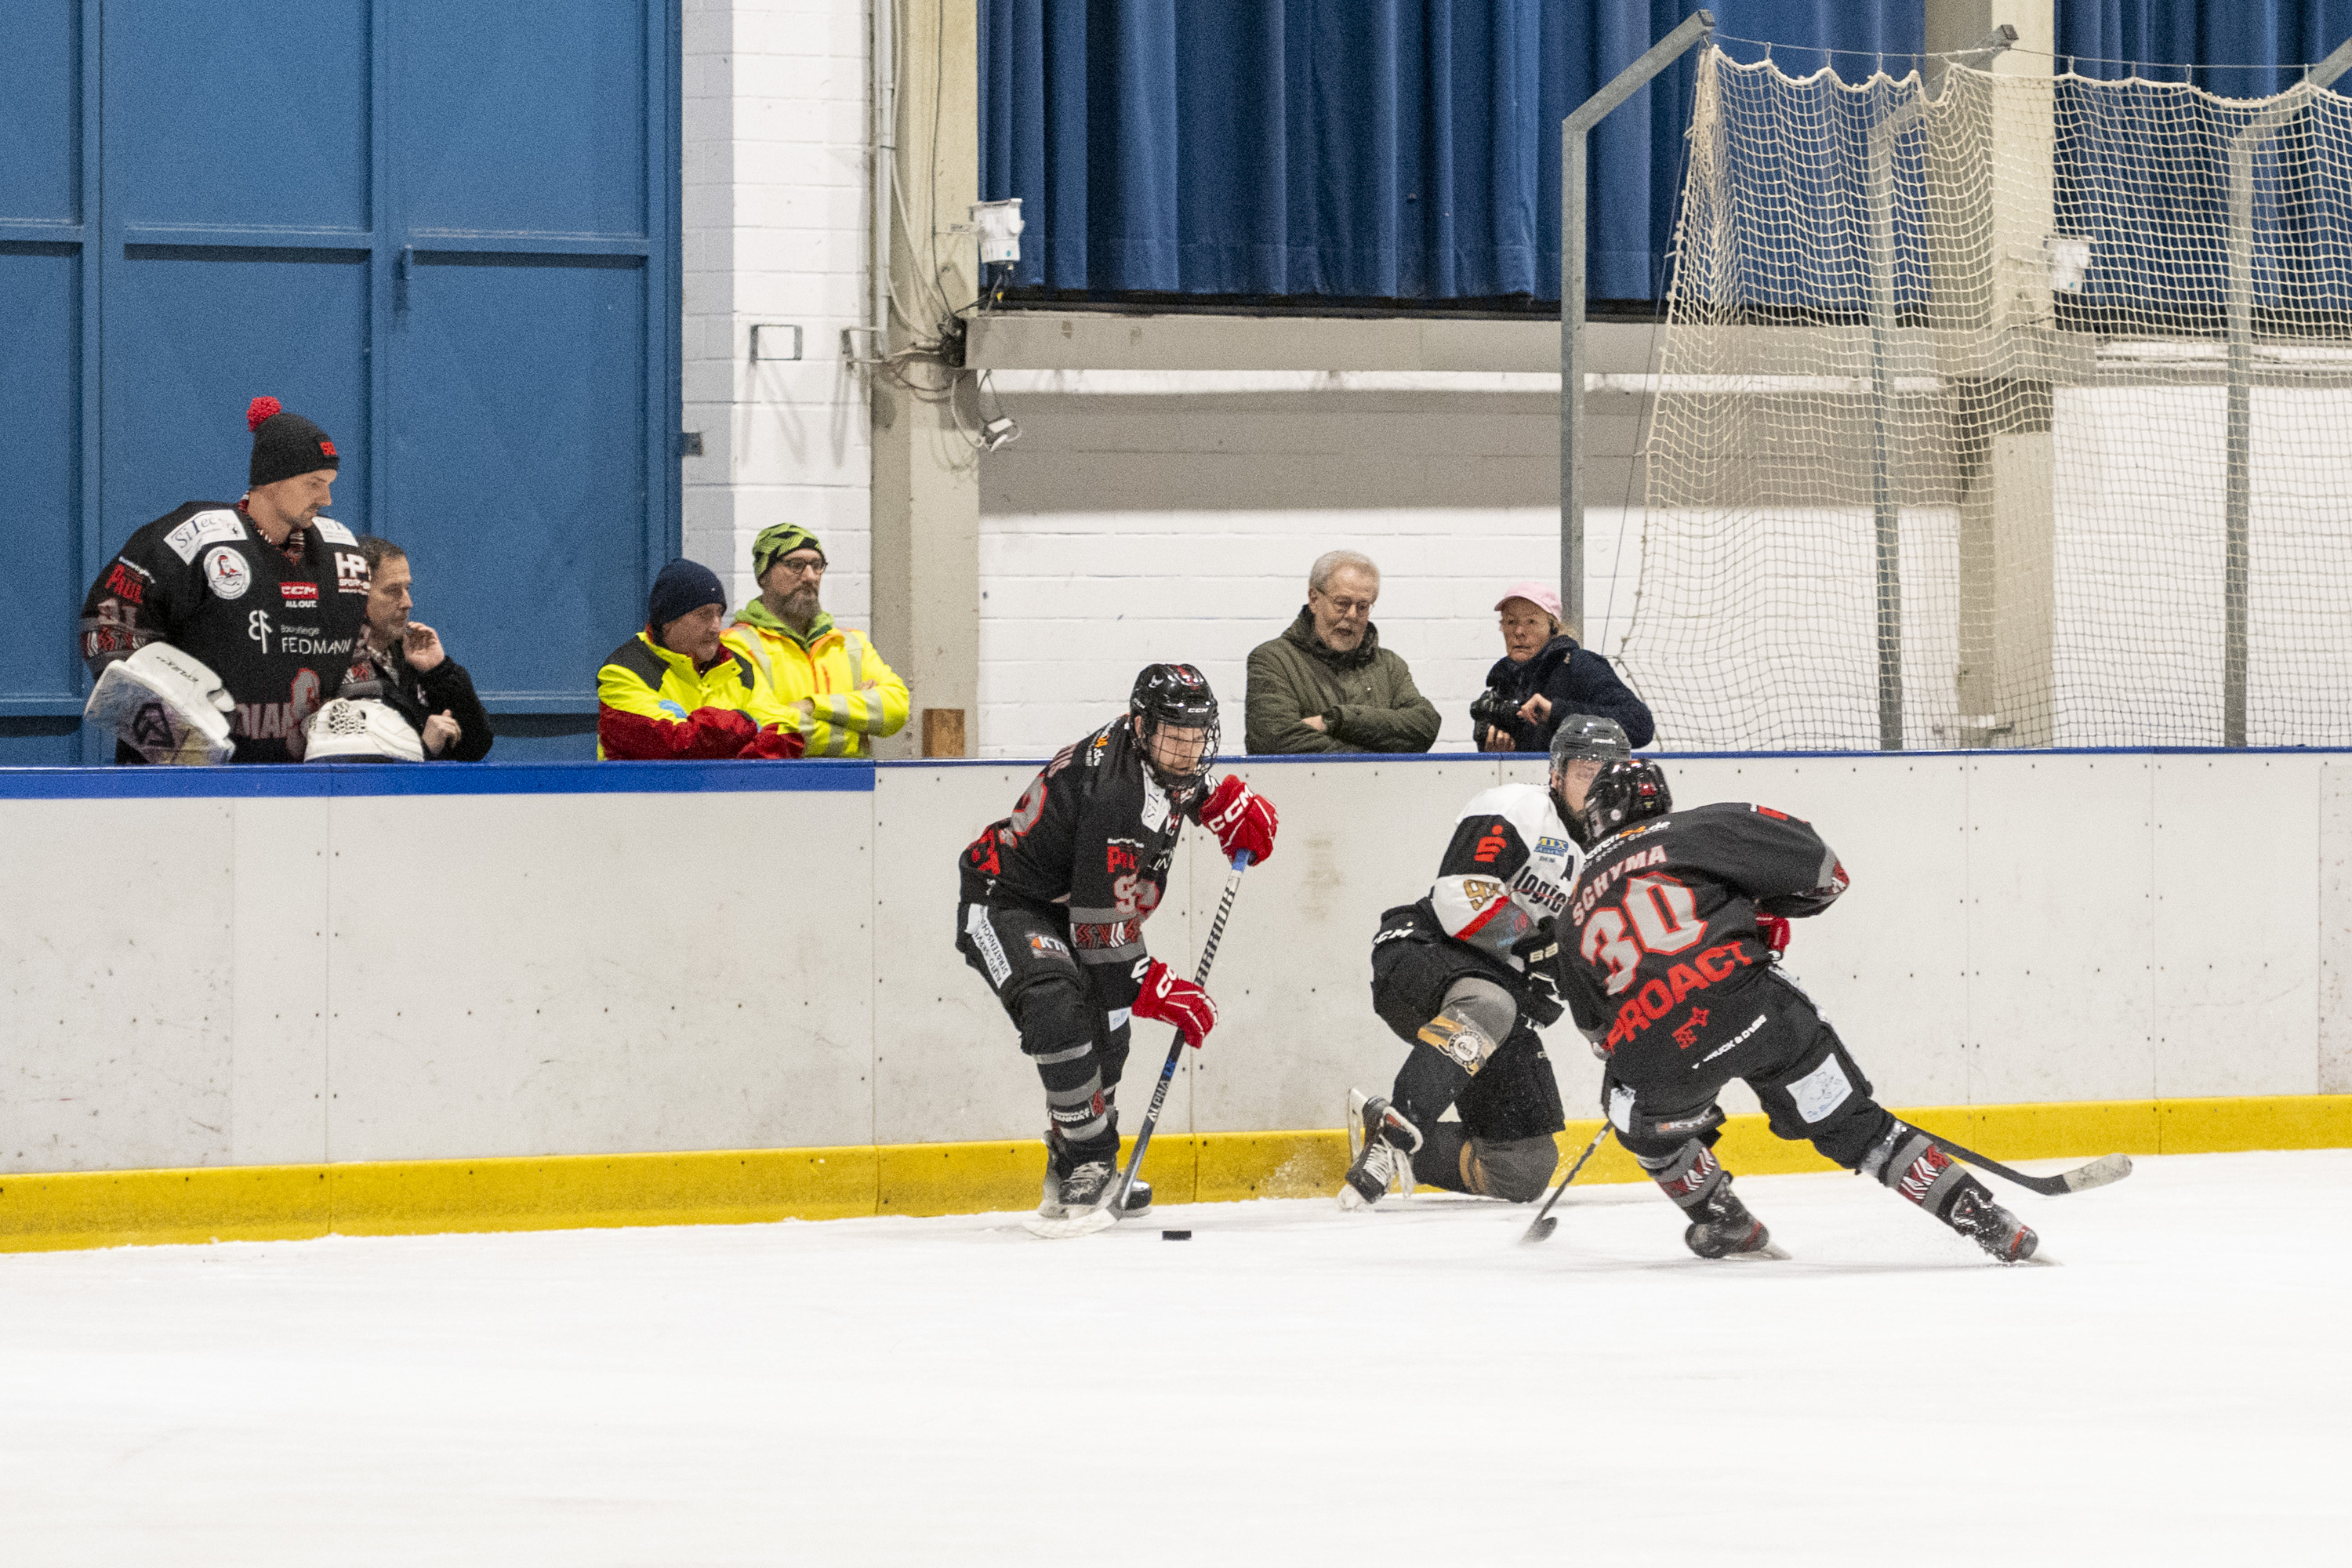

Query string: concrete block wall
975 383 1656 758
681 0 874 626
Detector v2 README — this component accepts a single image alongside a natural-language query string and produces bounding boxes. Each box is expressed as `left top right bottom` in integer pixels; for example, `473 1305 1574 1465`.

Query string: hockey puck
1160 1229 1192 1240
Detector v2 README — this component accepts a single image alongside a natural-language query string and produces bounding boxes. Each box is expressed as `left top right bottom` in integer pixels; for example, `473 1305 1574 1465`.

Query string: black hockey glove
1511 918 1566 1027
1508 916 1561 972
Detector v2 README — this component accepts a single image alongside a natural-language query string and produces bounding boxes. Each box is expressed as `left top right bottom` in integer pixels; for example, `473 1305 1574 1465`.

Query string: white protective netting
1619 48 2352 750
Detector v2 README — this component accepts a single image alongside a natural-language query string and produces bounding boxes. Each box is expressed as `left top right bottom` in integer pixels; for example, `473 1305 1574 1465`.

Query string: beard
785 585 821 621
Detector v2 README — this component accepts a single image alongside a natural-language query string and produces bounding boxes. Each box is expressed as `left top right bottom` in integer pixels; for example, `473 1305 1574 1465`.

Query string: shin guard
1860 1123 1973 1219
1638 1139 1729 1215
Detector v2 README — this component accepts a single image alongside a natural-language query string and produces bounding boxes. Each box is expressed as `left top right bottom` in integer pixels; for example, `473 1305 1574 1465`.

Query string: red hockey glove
1201 775 1277 866
1755 913 1792 959
1134 958 1218 1048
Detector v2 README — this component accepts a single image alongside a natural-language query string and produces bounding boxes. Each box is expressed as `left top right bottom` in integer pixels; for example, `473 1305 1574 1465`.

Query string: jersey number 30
1580 875 1706 994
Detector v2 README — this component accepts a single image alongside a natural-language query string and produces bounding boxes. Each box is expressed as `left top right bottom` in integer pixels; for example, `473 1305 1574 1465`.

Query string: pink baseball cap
1494 580 1563 620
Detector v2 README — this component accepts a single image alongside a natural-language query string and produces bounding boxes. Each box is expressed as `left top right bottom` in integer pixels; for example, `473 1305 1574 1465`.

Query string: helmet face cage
1577 760 1672 844
1130 662 1220 791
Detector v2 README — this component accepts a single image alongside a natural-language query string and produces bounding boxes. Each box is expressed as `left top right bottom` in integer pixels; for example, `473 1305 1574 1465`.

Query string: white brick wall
978 504 1646 760
681 0 874 627
975 384 1650 760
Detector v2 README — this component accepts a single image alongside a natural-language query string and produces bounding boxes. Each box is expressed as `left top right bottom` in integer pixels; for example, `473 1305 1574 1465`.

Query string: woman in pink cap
1473 580 1653 753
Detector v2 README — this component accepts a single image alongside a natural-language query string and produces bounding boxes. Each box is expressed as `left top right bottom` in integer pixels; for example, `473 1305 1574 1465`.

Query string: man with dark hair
957 664 1279 1221
334 536 492 760
597 559 805 761
79 396 371 763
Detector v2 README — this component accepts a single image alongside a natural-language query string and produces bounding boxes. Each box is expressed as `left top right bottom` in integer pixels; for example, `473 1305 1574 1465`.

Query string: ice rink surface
3 1150 2347 1566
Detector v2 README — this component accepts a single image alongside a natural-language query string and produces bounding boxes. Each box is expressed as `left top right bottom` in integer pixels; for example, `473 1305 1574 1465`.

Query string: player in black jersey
79 397 371 763
956 665 1279 1221
1340 716 1632 1211
1550 760 2039 1263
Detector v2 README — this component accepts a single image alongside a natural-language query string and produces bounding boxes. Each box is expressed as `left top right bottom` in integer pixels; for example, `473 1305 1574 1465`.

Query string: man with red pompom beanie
78 397 372 763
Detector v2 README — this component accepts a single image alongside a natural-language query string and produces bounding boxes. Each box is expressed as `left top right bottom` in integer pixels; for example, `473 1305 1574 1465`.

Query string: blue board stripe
0 760 875 800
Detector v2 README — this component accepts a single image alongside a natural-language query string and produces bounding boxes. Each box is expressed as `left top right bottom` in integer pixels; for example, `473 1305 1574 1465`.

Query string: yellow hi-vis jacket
724 604 910 758
597 630 790 760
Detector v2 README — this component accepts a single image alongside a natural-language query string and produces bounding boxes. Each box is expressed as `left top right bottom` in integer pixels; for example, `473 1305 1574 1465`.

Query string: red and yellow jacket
596 630 805 760
724 602 909 759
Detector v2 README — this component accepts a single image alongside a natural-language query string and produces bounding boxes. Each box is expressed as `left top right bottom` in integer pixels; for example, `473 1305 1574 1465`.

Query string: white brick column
681 0 875 629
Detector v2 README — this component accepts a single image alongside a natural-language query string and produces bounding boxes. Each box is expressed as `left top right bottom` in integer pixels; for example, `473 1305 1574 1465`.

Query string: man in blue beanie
597 559 805 760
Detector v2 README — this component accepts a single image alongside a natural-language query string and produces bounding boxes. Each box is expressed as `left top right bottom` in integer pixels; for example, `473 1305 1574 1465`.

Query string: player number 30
1579 874 1706 994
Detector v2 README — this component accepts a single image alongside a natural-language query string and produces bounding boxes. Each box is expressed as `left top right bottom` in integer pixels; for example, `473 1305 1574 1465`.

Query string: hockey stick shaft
1112 849 1251 1211
1911 1126 2132 1197
1519 1122 1612 1244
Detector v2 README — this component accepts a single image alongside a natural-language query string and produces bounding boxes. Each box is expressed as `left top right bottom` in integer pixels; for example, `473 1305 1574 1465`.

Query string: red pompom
246 396 282 433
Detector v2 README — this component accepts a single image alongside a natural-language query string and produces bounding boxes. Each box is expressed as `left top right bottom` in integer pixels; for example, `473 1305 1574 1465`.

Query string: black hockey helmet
1129 662 1220 790
1548 713 1633 769
1549 714 1632 838
1577 758 1672 846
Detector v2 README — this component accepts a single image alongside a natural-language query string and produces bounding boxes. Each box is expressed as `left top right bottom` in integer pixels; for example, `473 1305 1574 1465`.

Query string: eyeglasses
768 557 827 579
1316 594 1376 615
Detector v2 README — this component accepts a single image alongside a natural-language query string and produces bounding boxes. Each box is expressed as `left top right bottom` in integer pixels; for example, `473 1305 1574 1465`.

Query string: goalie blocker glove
83 643 237 765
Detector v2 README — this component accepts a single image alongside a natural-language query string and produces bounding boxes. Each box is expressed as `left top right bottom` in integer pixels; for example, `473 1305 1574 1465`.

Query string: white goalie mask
303 697 426 764
83 643 237 765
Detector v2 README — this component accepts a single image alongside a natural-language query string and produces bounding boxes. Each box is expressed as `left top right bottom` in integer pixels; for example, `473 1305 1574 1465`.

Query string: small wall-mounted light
2045 234 2092 293
969 199 1025 264
751 324 804 361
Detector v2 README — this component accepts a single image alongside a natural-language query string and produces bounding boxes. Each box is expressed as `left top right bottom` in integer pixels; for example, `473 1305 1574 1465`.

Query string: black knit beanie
648 558 728 633
246 396 340 488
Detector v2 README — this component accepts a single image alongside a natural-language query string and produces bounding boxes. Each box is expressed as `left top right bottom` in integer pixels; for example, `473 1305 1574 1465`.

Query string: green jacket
1244 609 1442 754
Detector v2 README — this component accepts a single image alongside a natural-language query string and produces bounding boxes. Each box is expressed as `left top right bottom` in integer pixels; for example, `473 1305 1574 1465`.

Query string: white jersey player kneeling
1339 716 1630 1210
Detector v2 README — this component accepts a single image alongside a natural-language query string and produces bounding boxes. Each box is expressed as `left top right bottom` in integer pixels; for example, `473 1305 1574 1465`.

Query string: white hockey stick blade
2058 1152 2132 1194
1022 1203 1120 1240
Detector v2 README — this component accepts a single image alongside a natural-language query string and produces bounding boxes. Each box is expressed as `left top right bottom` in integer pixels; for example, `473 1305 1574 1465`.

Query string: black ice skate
1946 1185 2039 1264
1053 1160 1120 1214
1683 1185 1787 1261
1040 1134 1149 1221
1338 1089 1423 1211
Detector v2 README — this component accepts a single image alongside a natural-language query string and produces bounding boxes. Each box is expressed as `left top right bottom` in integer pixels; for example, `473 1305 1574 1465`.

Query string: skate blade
1714 1242 1791 1262
1022 1204 1120 1240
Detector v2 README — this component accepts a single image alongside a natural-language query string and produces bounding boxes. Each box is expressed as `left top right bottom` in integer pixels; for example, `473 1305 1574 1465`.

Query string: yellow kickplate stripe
4 1094 2347 1254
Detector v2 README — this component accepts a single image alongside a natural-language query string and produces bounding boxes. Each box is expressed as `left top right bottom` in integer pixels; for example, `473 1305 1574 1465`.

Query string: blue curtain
978 5 2352 306
978 2 1922 303
2056 1 2352 91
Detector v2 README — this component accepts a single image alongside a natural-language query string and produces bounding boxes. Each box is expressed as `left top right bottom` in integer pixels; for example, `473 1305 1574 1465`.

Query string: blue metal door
0 0 680 765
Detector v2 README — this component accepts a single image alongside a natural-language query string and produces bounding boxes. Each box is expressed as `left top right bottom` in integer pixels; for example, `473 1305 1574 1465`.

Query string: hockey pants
1602 971 1894 1172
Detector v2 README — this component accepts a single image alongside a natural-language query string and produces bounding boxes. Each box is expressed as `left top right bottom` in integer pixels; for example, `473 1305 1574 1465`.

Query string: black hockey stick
1911 1125 2132 1197
1026 848 1252 1240
1519 1122 1613 1245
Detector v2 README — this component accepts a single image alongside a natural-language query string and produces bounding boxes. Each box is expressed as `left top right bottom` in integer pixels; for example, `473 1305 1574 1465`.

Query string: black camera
1469 684 1519 744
